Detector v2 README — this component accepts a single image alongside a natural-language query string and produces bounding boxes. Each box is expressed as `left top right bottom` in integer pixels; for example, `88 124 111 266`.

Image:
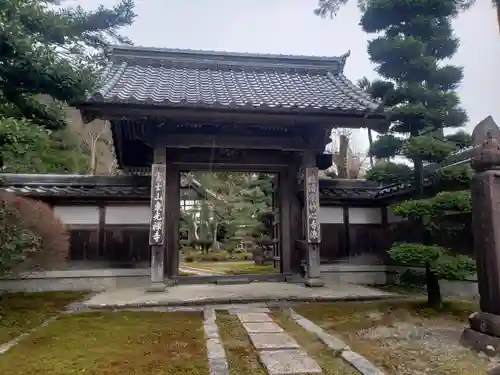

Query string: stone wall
0 269 151 292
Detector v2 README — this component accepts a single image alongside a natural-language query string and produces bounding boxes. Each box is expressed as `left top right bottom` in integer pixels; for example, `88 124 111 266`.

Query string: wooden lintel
80 104 385 130
152 133 305 151
175 163 287 172
166 148 300 169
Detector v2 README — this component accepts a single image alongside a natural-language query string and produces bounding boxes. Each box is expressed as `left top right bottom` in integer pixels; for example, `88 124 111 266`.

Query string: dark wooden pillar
301 150 324 287
97 203 105 258
279 168 292 276
288 163 302 276
343 206 350 258
147 147 167 292
165 165 180 278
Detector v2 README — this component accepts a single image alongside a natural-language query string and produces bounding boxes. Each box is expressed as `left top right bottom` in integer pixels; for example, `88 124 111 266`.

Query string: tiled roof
2 184 150 198
318 178 380 201
1 174 388 202
0 174 206 199
86 46 381 114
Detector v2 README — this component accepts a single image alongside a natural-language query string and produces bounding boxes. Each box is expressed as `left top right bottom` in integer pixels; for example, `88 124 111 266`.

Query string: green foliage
388 242 443 266
359 1 468 135
368 134 404 159
314 0 475 19
315 0 478 307
0 201 39 275
0 117 89 173
392 190 471 220
365 161 413 185
359 0 467 193
432 165 473 190
388 242 475 281
445 130 473 149
0 0 135 130
433 253 476 281
403 135 458 163
196 172 274 242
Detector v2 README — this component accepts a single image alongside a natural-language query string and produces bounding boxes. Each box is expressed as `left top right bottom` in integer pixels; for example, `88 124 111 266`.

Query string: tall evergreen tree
0 0 135 172
359 0 468 194
353 0 477 307
0 0 135 130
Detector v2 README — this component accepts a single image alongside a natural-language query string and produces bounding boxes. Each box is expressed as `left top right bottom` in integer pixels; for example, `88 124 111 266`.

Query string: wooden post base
304 278 324 288
146 282 166 293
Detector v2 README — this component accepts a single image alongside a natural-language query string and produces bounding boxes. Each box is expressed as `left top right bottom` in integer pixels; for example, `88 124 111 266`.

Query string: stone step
258 349 322 375
249 332 300 350
237 311 323 375
215 278 251 285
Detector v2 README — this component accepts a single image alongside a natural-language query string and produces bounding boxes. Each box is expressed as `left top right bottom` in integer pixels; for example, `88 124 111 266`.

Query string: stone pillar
461 117 500 355
301 151 324 287
147 148 167 292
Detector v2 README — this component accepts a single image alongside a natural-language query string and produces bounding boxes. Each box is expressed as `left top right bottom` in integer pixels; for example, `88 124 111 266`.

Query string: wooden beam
343 207 350 258
150 133 306 151
165 166 180 278
166 148 300 168
80 104 385 130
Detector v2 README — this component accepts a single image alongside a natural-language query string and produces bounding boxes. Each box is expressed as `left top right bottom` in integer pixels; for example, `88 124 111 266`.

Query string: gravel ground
350 310 498 375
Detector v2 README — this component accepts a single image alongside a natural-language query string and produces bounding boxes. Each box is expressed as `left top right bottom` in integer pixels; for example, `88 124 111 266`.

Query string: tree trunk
367 128 374 168
413 156 424 197
212 221 218 250
333 134 349 178
497 5 500 35
89 138 97 175
425 262 442 309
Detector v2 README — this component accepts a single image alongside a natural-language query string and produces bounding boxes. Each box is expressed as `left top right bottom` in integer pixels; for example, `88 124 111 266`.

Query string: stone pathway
289 309 386 375
204 309 230 375
237 310 322 374
202 305 388 374
84 282 396 309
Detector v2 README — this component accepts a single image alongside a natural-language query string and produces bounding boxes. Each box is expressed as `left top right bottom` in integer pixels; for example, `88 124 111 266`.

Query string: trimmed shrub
0 192 69 274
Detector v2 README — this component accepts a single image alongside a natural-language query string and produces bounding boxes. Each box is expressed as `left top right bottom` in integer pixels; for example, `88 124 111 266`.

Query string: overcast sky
80 0 500 153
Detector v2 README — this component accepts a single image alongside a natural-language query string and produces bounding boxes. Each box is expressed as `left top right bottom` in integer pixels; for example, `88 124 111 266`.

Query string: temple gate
79 46 384 290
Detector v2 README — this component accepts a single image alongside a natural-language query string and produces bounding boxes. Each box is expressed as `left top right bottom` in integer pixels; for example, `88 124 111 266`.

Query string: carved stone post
301 151 324 287
461 116 500 355
147 148 167 292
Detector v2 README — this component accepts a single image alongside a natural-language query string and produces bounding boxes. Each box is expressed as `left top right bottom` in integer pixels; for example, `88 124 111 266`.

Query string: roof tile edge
107 44 351 72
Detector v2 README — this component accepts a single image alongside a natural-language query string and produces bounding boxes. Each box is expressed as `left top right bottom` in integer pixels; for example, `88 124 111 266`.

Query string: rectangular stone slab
249 333 300 350
237 312 273 323
242 321 284 334
341 350 386 375
258 349 322 375
229 307 271 315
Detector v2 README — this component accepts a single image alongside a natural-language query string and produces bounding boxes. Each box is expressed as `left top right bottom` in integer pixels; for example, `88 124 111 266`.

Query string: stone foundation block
469 311 500 338
461 328 500 357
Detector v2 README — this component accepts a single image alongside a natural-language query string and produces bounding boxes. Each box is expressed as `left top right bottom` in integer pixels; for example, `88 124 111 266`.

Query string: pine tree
355 0 476 308
0 0 135 130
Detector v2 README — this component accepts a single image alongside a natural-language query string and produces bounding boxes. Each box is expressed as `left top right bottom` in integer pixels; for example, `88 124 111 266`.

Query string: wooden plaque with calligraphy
149 164 166 246
304 167 320 243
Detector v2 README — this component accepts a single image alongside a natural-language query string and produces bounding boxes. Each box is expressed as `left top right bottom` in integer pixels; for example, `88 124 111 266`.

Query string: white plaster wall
348 207 382 224
105 205 150 225
318 207 343 224
53 205 99 225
